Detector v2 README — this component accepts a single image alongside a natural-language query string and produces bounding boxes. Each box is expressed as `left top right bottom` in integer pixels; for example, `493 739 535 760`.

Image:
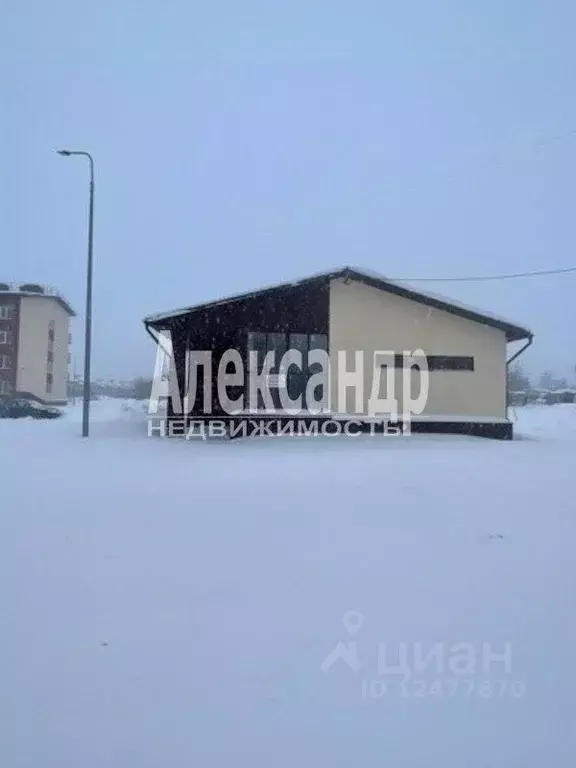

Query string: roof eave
340 268 532 342
143 266 532 340
143 273 332 325
2 289 76 317
506 328 533 343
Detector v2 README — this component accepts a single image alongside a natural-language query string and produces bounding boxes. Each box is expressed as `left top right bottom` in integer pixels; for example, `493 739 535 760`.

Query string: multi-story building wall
0 283 75 405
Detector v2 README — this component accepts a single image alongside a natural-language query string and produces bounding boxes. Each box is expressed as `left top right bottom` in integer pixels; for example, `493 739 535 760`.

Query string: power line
390 129 576 284
397 265 576 282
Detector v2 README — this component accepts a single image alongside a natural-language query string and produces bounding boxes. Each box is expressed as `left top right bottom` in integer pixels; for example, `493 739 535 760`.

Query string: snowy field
1 400 575 767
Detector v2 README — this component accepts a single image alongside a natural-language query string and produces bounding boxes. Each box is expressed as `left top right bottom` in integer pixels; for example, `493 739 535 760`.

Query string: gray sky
3 0 575 382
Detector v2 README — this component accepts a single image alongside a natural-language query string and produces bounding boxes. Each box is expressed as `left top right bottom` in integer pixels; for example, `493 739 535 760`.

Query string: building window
0 305 14 320
266 333 288 373
0 378 11 396
288 333 309 362
0 330 13 345
47 351 54 364
247 331 267 368
381 354 474 372
48 329 55 342
246 331 328 408
247 332 328 370
427 355 474 371
0 354 11 370
309 333 328 352
46 373 53 393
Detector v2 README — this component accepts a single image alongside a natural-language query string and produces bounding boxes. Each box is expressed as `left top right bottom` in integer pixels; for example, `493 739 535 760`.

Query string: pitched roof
144 266 532 342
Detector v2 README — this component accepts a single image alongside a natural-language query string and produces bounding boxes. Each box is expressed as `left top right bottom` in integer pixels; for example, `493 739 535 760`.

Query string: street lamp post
57 149 95 437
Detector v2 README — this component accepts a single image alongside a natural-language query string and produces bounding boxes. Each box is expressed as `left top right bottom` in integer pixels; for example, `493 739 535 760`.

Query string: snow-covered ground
1 400 575 767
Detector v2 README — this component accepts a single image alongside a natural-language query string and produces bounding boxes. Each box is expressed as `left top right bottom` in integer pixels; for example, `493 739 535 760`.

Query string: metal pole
57 149 95 437
82 159 95 437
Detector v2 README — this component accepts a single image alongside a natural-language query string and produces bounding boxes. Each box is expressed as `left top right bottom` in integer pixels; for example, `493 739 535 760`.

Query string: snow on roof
0 282 75 316
346 267 532 339
143 267 336 324
143 266 532 341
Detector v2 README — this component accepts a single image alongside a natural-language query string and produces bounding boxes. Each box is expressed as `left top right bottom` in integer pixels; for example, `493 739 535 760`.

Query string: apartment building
0 283 75 405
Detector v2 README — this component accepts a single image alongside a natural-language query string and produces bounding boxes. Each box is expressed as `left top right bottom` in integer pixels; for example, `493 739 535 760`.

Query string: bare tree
130 377 153 400
507 364 531 392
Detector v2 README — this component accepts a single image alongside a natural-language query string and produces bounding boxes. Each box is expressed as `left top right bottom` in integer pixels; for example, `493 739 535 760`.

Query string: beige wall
16 296 70 403
328 278 507 419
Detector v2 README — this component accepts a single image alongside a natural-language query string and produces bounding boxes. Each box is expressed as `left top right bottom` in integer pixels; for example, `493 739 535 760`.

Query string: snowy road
1 401 575 767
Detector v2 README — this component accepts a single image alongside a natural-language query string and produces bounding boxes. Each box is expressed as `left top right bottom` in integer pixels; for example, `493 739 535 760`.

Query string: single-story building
143 266 533 439
531 388 576 405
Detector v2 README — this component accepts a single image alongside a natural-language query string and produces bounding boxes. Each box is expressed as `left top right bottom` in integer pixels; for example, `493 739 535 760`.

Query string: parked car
0 398 63 419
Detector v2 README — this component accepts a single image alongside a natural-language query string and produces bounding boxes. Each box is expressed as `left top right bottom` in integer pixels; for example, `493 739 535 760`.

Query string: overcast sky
3 0 575 382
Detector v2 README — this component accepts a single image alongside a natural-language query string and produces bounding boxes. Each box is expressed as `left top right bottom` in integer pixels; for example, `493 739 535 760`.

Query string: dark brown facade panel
0 295 20 392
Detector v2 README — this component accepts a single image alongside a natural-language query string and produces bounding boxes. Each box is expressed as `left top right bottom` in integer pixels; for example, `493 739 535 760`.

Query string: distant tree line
508 365 576 405
68 377 153 401
67 367 575 407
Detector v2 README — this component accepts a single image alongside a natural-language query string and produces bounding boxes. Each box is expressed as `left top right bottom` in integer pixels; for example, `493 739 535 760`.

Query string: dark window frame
0 305 15 320
381 354 475 372
428 355 474 371
246 331 328 373
246 330 328 410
